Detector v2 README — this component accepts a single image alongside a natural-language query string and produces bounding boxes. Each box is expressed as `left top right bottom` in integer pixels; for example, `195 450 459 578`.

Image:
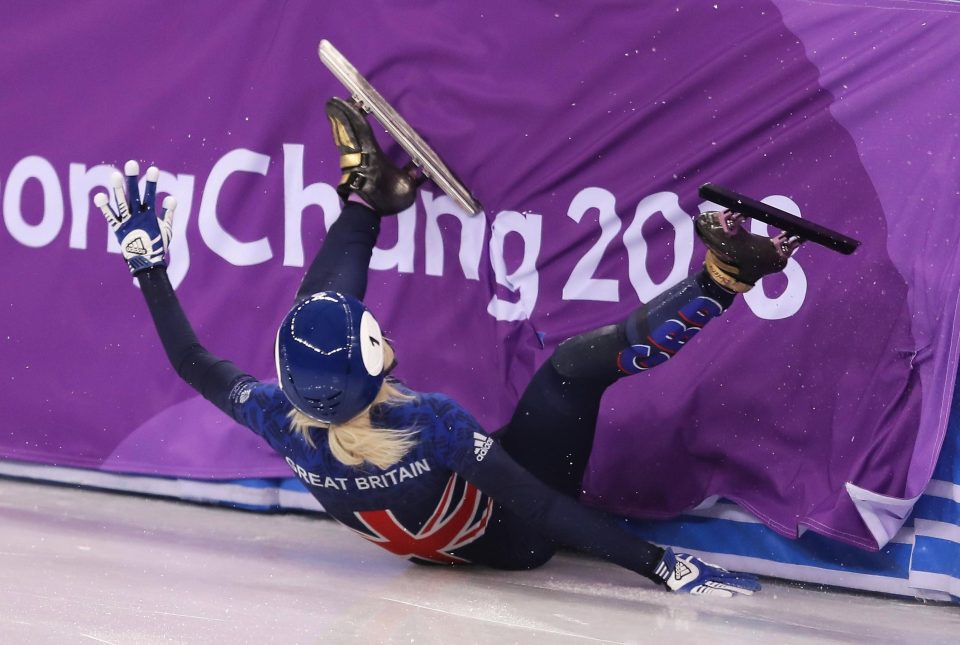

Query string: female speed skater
98 97 800 598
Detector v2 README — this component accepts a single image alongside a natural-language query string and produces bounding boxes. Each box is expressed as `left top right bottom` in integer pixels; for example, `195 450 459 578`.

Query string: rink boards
2 407 957 603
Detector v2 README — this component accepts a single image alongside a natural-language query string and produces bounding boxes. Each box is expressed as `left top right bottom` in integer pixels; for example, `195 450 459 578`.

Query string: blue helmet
275 292 387 425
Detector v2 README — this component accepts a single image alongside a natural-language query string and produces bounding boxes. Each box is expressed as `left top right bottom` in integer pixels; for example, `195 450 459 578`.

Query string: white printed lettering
198 148 272 266
68 163 114 251
412 459 431 475
153 169 196 289
370 202 417 273
282 143 341 267
487 209 542 321
423 189 485 279
0 149 810 320
624 191 694 301
742 195 808 321
3 156 64 248
562 187 621 302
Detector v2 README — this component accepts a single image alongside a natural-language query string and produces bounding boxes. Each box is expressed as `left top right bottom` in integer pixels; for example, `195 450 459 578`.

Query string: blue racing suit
135 201 733 581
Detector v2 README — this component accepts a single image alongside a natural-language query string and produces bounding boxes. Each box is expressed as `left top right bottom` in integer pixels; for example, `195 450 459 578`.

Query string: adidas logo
674 560 694 580
473 432 493 462
125 238 148 255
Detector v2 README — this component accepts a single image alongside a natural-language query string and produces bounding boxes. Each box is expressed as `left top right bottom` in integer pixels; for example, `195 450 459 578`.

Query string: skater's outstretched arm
98 161 255 417
136 266 254 414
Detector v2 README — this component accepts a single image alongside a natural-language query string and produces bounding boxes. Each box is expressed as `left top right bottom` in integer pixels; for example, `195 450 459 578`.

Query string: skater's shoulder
370 383 482 438
232 379 289 409
228 378 291 415
378 381 453 413
414 390 474 416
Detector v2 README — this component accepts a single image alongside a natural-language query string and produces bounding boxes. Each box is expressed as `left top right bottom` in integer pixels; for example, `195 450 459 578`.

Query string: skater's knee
550 324 629 381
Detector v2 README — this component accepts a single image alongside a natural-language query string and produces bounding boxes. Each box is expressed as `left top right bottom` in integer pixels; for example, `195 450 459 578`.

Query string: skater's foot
695 210 801 293
325 97 421 215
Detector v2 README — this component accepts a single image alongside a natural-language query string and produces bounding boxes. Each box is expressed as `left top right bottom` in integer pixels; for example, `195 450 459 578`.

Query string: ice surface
0 478 956 644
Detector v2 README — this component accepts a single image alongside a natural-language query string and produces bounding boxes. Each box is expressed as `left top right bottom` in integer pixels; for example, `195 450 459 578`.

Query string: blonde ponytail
287 380 417 470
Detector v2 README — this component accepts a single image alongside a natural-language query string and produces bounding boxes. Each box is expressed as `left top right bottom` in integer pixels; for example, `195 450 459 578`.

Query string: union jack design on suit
352 473 494 563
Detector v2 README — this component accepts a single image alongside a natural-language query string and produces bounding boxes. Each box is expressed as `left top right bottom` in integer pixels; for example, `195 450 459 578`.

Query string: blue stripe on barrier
933 456 960 484
911 536 960 578
912 495 960 525
226 478 285 490
909 359 960 598
933 386 960 483
279 478 309 492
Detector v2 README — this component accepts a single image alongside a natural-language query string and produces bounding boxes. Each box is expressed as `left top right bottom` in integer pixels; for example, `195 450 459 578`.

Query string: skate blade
319 40 483 216
699 183 860 254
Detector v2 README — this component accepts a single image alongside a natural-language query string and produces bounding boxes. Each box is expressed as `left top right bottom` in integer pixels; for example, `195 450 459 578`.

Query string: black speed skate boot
695 210 801 293
325 97 422 214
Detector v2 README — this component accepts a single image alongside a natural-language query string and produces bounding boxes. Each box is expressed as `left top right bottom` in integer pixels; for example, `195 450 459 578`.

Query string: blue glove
654 548 761 597
96 160 176 275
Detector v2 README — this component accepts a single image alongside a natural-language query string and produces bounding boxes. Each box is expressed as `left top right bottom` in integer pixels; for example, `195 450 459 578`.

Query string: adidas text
473 432 493 462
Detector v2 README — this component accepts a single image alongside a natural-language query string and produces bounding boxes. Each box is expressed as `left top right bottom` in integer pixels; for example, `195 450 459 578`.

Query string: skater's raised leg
318 40 481 215
295 98 420 302
499 210 799 497
325 97 421 214
694 209 801 294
